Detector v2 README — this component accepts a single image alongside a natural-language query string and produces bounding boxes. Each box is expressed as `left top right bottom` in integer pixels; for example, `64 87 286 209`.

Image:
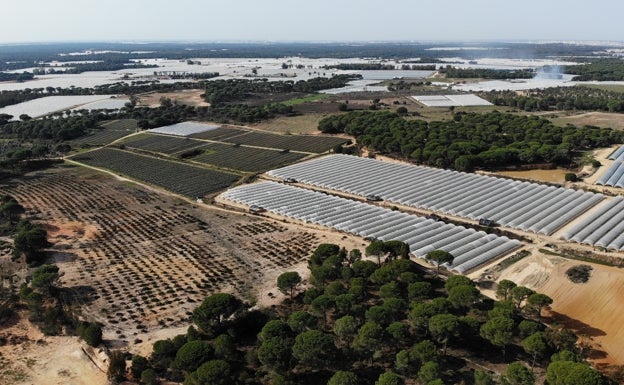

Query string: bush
81 323 103 347
564 173 578 182
565 265 593 283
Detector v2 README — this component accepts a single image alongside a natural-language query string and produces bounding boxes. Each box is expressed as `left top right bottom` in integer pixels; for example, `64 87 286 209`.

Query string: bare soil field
497 251 624 366
549 111 624 130
136 89 210 108
496 168 569 184
0 163 365 384
252 113 332 135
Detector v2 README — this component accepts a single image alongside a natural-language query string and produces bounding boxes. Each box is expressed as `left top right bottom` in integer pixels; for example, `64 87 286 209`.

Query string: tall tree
527 293 553 323
426 250 453 275
192 293 243 335
428 313 459 355
277 271 302 301
292 330 336 370
522 332 547 370
480 316 514 359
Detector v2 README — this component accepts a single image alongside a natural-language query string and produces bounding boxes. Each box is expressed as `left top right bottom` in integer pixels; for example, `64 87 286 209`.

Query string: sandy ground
550 112 624 131
135 89 210 108
491 249 624 366
0 312 107 385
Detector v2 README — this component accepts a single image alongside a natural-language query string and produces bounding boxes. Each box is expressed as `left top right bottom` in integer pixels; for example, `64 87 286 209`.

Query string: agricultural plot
596 145 624 187
122 133 206 155
70 119 138 147
71 148 240 198
190 127 249 141
190 142 308 172
148 121 220 137
268 154 603 235
221 181 521 273
2 166 322 338
412 94 493 107
561 196 624 250
225 131 348 153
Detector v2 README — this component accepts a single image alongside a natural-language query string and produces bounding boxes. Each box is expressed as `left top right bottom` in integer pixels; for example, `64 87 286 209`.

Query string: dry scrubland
0 164 364 384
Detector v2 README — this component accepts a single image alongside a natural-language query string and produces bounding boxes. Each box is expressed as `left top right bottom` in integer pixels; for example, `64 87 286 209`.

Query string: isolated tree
527 293 553 323
366 240 386 265
353 321 385 362
311 294 334 328
287 311 317 333
333 315 358 347
499 362 535 385
130 355 150 379
448 285 480 309
474 369 494 385
192 293 242 334
480 316 514 359
444 274 473 291
107 350 127 384
258 320 292 342
496 280 517 301
82 323 103 347
258 336 293 373
428 313 459 355
546 361 603 385
411 339 438 364
185 359 231 385
522 332 547 369
328 370 359 385
292 330 335 369
277 271 302 301
175 340 214 372
510 286 535 310
376 371 404 385
418 361 440 384
426 250 453 275
31 264 60 296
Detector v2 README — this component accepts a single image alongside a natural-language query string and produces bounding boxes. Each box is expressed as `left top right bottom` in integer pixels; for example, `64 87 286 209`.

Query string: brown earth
135 89 210 108
0 164 365 384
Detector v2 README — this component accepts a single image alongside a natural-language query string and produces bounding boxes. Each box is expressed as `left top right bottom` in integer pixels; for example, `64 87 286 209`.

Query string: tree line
480 86 624 113
318 110 624 171
125 242 604 385
565 60 624 81
439 66 535 79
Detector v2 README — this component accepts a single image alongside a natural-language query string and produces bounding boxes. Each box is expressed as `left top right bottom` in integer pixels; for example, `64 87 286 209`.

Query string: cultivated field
0 164 364 347
190 142 308 172
70 148 240 198
225 131 348 153
70 119 138 147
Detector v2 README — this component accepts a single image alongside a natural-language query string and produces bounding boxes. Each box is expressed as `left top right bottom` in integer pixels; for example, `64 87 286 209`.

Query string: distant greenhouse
267 154 603 235
220 181 521 273
147 121 221 137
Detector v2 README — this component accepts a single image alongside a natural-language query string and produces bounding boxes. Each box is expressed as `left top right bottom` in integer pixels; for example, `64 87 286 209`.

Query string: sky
1 0 622 43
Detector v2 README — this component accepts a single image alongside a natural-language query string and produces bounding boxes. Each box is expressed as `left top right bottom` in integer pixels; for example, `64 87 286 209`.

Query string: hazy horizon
1 0 622 44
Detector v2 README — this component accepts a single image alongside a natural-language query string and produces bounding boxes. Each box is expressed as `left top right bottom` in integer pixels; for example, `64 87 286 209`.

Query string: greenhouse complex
220 181 521 273
267 154 603 235
596 144 624 188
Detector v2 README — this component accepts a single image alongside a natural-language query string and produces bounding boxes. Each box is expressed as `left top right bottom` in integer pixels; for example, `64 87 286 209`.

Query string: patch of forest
120 243 606 385
318 111 624 171
439 66 535 79
480 86 624 112
565 60 624 81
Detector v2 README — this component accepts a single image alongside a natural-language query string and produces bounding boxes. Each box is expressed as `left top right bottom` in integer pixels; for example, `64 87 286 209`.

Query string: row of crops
71 148 240 198
220 181 521 273
122 134 309 172
70 119 138 147
268 154 604 235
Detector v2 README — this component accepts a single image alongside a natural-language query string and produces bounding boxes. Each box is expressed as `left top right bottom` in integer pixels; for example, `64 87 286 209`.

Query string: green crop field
71 148 240 198
225 131 348 153
189 142 308 172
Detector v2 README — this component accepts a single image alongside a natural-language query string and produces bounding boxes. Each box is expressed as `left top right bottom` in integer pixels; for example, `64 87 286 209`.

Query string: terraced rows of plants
122 133 206 155
70 147 240 198
70 119 138 147
189 142 308 172
3 167 320 338
227 131 348 153
189 127 248 141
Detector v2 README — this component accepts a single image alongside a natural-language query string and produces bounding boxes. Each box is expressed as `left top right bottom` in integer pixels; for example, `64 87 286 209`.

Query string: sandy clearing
495 251 624 366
